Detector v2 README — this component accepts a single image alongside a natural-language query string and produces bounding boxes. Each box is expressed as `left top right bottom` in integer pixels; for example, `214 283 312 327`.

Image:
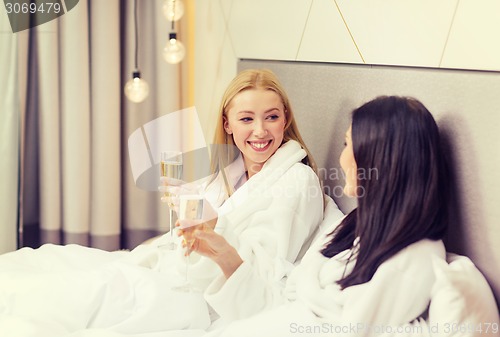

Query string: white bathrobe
183 140 328 322
215 214 447 337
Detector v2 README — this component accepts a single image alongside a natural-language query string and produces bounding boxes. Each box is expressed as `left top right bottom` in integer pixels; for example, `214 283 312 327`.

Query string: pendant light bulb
163 33 186 64
163 0 184 22
124 71 149 103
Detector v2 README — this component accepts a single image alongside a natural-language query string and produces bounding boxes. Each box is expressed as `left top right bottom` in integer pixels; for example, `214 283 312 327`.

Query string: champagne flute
174 194 204 292
160 150 183 250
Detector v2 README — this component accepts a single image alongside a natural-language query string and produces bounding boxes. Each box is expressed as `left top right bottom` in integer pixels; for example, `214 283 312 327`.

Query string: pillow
428 253 499 337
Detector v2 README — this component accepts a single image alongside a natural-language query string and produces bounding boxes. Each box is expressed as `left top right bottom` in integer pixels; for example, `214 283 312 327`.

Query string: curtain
122 0 183 248
1 0 184 252
0 16 27 254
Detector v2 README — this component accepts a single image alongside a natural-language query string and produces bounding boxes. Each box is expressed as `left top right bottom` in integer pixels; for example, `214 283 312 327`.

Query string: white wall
194 0 500 140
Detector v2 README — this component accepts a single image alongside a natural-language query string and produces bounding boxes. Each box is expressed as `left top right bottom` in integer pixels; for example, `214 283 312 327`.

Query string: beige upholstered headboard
239 60 500 310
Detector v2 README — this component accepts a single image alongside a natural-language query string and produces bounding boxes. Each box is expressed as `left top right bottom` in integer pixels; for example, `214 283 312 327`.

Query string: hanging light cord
134 0 139 70
171 0 175 31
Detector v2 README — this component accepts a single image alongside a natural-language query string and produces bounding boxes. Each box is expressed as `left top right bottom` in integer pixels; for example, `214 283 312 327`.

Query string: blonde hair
210 69 321 197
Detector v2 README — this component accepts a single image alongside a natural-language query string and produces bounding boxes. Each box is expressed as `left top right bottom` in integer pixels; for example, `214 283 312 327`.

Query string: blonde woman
167 69 343 323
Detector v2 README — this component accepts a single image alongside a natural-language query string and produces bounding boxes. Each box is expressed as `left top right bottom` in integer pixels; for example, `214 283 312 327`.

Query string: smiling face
224 88 287 177
340 125 358 197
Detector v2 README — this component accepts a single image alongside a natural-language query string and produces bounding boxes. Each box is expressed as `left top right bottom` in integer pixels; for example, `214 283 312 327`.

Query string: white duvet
0 243 210 337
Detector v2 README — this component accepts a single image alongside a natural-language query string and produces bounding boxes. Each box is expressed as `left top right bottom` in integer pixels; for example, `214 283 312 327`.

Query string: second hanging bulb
163 32 185 64
163 0 184 22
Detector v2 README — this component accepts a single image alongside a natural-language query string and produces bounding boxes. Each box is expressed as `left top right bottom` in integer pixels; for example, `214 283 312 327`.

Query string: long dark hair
322 96 449 289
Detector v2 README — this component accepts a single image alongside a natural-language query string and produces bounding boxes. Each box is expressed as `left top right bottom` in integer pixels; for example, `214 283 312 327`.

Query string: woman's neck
246 166 263 179
244 159 264 179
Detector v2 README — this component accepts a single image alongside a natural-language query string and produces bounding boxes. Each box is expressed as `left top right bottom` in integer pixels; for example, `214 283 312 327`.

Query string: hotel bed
1 60 499 336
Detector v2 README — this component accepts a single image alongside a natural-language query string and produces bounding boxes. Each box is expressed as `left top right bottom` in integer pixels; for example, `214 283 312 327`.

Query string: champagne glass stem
169 208 174 238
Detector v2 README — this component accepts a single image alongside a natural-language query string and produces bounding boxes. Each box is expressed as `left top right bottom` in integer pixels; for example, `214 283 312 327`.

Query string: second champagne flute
160 150 183 250
174 194 204 292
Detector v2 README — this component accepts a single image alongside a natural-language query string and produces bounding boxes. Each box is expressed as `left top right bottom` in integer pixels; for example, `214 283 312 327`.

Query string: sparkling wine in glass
174 194 204 292
160 150 183 249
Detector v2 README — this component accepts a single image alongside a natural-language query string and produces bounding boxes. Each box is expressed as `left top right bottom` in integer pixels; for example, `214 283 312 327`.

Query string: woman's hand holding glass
177 215 217 253
159 177 201 213
158 175 206 250
169 194 206 292
178 219 243 280
174 193 217 251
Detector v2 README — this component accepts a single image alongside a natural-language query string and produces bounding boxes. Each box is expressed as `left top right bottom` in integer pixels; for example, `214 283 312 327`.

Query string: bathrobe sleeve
203 163 324 322
293 239 446 336
337 240 445 332
215 240 445 337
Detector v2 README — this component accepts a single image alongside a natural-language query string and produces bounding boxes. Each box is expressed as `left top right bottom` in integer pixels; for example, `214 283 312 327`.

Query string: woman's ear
223 116 232 135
